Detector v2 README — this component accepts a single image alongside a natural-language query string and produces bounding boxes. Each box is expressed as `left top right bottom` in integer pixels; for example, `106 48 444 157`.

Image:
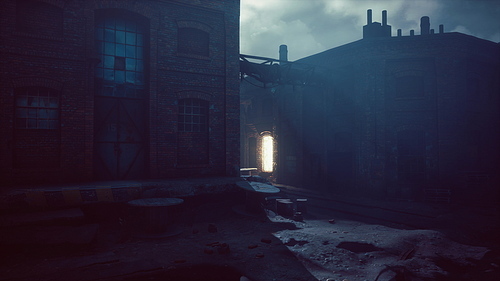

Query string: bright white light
261 135 274 172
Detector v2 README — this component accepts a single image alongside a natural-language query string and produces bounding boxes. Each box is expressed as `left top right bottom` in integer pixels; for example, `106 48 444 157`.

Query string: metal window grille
95 15 145 98
178 98 208 132
15 87 59 129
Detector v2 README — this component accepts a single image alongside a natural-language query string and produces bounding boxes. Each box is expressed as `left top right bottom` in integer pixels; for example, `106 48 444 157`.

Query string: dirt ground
1 191 499 281
269 210 499 281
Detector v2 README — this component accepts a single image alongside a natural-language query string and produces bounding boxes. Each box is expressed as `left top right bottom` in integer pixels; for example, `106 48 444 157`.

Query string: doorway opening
261 134 274 172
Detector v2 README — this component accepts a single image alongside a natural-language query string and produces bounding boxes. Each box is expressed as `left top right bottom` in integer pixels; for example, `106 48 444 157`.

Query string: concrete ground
0 180 499 281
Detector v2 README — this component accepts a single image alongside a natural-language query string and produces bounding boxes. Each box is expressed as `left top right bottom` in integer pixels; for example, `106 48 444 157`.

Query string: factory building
0 0 240 186
241 10 500 203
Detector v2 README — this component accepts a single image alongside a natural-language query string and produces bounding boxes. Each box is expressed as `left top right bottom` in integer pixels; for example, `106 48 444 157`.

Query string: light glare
262 135 274 172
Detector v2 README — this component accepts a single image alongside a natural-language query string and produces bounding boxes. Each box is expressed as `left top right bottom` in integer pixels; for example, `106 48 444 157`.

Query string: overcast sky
240 0 500 61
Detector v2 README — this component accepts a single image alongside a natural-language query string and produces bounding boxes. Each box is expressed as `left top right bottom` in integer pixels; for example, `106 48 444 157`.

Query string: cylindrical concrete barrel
127 198 183 235
296 198 308 214
276 199 294 217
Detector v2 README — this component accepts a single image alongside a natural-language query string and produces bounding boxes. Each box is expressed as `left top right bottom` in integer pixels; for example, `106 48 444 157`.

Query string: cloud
240 0 500 60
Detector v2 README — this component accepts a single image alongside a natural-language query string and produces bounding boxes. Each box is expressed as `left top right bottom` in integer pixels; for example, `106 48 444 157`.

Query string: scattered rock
285 238 309 246
248 244 258 249
208 223 218 233
337 241 382 253
240 276 252 281
255 253 265 258
293 212 304 221
260 238 272 244
204 248 214 254
329 219 335 224
218 243 230 254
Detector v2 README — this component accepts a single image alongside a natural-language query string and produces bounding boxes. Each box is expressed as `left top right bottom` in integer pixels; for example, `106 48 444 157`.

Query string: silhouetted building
0 0 240 186
241 10 500 204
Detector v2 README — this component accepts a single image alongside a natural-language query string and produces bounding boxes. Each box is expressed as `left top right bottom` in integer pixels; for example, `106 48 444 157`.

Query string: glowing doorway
261 135 274 172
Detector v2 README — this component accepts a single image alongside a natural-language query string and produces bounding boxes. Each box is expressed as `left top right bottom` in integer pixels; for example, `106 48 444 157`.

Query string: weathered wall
0 0 240 186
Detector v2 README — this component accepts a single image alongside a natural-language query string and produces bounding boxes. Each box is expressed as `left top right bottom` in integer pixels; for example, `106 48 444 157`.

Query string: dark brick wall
240 32 499 202
0 0 240 186
293 33 500 202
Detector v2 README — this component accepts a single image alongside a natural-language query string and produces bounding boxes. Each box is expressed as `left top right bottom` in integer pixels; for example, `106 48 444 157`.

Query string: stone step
0 207 85 228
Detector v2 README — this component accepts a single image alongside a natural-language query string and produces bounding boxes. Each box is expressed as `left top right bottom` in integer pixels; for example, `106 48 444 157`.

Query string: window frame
14 87 60 130
178 98 209 133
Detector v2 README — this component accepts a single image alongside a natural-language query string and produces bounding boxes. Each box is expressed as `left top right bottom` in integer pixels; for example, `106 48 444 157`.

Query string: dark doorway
94 97 146 180
248 137 257 168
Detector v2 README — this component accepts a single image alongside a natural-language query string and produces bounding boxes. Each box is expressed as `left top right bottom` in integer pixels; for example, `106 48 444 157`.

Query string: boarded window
178 28 209 57
465 130 481 168
16 0 63 37
467 77 481 101
397 130 425 182
283 137 297 174
395 76 424 98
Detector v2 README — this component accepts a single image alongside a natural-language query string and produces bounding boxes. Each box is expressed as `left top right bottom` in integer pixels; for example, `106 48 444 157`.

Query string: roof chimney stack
363 9 392 39
279 44 288 63
420 16 430 35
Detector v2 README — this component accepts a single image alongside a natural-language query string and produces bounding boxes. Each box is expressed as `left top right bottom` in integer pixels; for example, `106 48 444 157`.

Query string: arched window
95 13 146 98
16 0 63 37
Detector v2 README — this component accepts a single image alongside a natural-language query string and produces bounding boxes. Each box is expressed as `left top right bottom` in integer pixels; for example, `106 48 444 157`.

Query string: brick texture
0 0 240 186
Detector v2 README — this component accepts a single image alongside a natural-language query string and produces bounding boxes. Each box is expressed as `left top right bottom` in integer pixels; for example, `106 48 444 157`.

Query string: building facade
241 10 500 204
0 0 240 186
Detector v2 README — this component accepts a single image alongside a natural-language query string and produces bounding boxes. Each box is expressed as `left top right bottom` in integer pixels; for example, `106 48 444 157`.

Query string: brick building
241 10 500 203
0 0 240 186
